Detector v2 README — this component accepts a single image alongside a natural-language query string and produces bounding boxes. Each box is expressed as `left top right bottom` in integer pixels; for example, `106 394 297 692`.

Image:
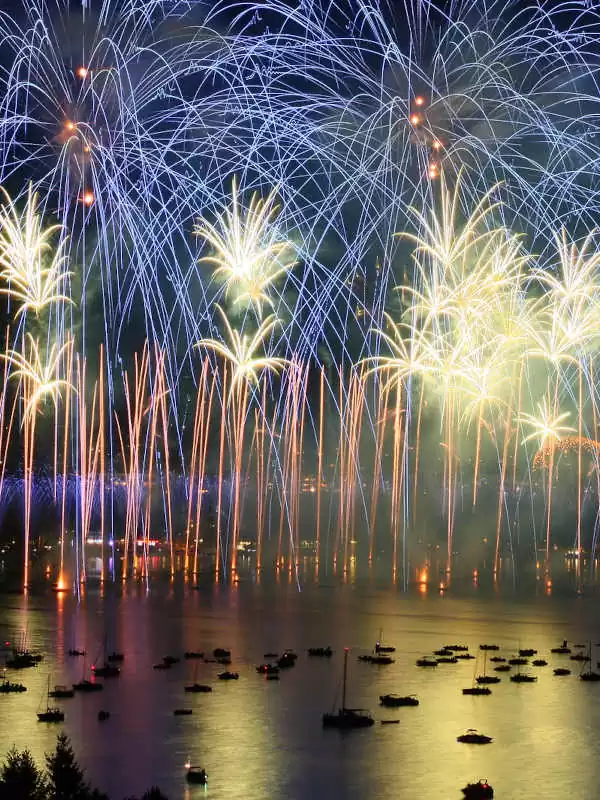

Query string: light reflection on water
0 575 599 798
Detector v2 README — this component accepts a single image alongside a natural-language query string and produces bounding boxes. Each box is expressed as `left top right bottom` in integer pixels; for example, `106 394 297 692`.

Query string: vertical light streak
215 364 228 577
315 365 325 568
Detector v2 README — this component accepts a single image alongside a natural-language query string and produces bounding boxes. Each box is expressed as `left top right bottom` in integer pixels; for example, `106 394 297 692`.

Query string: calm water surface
0 576 599 799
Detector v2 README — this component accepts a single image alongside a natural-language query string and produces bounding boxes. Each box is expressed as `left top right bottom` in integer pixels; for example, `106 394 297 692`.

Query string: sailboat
463 652 493 695
579 643 600 681
37 676 64 722
476 650 501 685
322 648 374 729
374 629 395 654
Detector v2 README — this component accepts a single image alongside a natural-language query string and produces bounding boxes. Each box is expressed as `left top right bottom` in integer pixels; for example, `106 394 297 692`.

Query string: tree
45 733 107 800
123 789 169 800
0 745 47 800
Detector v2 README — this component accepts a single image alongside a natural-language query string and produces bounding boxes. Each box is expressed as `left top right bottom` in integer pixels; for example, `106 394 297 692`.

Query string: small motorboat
455 652 475 660
97 710 110 721
479 644 499 651
444 644 468 652
494 664 511 672
457 729 492 744
574 643 586 648
153 661 171 671
185 765 208 785
510 673 537 683
218 671 239 680
173 708 193 716
308 647 333 657
532 659 548 667
416 657 438 668
489 656 506 663
462 687 491 696
7 651 43 669
278 653 297 668
476 675 500 684
184 651 204 660
434 648 454 657
361 654 394 665
554 668 571 676
107 652 124 663
162 655 180 666
73 679 103 693
68 649 86 657
519 649 537 657
49 685 75 699
436 656 458 664
462 778 494 798
580 670 600 682
184 683 212 693
213 648 231 659
92 663 120 678
551 642 571 654
256 664 279 675
570 653 590 662
508 657 528 666
379 694 419 707
380 719 400 725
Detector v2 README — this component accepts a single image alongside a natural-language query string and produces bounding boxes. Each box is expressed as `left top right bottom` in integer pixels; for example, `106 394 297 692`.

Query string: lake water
1 571 599 799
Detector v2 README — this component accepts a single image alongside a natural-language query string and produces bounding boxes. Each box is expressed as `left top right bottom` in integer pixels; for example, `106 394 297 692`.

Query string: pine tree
0 745 47 800
45 733 100 800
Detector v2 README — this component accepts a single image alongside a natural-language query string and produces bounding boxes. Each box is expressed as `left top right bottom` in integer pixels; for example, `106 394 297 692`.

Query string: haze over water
1 569 599 799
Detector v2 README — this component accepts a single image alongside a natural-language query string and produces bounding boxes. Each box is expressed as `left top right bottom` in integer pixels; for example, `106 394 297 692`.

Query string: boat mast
342 647 348 711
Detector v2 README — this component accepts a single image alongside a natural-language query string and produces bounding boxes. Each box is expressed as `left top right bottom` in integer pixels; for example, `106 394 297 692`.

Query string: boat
278 652 297 668
264 652 278 659
184 651 204 660
322 647 374 730
308 647 333 657
213 648 231 659
379 694 419 707
471 650 499 687
49 684 75 699
508 657 528 666
434 648 454 656
489 656 506 663
570 653 590 662
256 664 279 675
184 683 212 693
92 663 120 678
519 649 537 657
218 671 239 680
532 659 547 667
444 644 468 652
174 708 193 716
494 664 511 672
37 676 64 723
107 651 124 662
380 719 400 725
479 644 499 651
416 657 438 668
579 644 600 680
551 641 571 654
462 687 491 696
6 649 43 669
437 656 458 664
554 668 571 676
68 649 86 657
97 710 110 721
185 764 208 785
455 652 475 660
359 653 394 665
73 679 103 693
0 677 26 693
457 729 492 744
462 779 494 798
153 661 171 670
510 673 537 683
374 630 396 654
162 655 180 666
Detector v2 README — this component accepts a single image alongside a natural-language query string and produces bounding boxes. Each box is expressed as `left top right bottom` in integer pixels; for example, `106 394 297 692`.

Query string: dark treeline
0 733 167 800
